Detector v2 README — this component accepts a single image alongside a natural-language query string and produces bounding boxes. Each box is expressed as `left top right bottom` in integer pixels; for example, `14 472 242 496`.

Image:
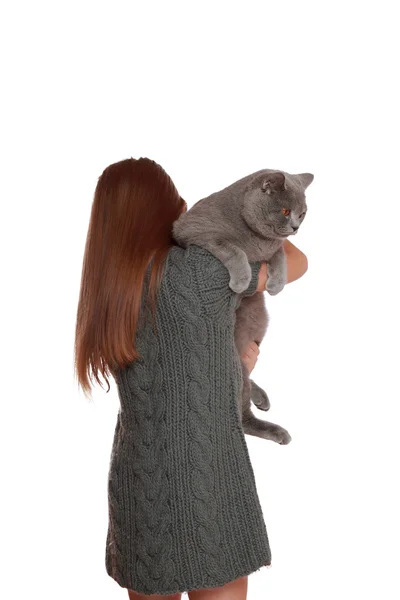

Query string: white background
1 1 399 599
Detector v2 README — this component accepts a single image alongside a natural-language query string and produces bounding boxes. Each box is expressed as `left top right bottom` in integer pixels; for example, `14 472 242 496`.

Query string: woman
74 157 308 600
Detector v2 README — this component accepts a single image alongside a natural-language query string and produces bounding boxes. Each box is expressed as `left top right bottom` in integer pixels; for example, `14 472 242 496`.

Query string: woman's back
105 242 271 596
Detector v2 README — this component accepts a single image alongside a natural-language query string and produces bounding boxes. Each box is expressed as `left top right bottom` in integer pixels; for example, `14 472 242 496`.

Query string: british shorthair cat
172 169 313 444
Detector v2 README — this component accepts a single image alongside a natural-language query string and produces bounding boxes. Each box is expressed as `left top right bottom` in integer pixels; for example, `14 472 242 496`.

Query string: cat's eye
282 208 291 217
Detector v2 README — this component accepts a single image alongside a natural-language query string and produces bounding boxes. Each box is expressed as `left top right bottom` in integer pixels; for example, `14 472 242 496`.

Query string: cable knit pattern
167 246 226 583
105 243 272 595
105 413 125 582
126 317 175 591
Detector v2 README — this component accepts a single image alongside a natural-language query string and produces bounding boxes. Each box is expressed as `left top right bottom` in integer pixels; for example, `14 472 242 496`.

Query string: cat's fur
172 169 314 444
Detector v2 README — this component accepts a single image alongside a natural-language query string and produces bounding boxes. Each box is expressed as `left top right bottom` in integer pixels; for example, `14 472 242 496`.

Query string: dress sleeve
186 245 262 322
240 261 262 296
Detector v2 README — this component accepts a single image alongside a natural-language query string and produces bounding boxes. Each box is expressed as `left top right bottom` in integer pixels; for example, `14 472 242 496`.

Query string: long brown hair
74 157 186 399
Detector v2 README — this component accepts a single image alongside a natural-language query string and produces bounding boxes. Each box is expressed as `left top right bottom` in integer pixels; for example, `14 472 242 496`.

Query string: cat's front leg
266 245 287 296
200 240 252 293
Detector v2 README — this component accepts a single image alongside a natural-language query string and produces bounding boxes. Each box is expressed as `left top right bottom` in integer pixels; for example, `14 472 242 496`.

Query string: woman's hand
241 341 260 374
255 242 308 293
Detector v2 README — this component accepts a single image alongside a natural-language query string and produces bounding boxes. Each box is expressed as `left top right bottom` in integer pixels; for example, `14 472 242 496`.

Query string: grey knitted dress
105 243 272 595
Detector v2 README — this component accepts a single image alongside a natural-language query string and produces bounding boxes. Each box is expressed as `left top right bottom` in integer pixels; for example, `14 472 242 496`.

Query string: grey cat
172 169 314 444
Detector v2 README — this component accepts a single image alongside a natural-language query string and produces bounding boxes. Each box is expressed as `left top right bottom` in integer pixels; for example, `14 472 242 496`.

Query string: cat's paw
229 266 252 293
269 426 292 445
251 383 270 411
266 278 285 296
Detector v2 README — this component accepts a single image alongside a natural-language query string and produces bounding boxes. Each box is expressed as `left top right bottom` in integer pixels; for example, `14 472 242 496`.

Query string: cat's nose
292 226 299 232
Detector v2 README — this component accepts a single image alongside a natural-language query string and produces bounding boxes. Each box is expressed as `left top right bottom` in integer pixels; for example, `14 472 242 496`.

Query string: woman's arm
256 240 308 292
283 239 308 283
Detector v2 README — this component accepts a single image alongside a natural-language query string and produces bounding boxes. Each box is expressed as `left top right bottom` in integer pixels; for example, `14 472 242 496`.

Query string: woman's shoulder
166 243 229 282
163 243 261 317
161 244 233 321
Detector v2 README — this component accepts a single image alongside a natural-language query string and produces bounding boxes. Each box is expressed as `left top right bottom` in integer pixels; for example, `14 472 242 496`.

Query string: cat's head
242 170 314 240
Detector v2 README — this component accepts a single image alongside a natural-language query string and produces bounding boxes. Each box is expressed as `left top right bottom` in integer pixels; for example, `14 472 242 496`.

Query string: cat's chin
277 232 293 239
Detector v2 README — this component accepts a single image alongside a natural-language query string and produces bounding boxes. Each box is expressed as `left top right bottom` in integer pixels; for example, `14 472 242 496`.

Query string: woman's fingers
244 341 259 357
241 341 260 374
250 341 260 355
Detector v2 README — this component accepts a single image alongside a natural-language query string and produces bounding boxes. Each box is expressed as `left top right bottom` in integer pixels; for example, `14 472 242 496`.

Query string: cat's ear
261 171 287 195
297 173 314 189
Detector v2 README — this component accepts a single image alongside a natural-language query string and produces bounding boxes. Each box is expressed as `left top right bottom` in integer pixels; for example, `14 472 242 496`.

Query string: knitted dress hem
107 557 272 596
